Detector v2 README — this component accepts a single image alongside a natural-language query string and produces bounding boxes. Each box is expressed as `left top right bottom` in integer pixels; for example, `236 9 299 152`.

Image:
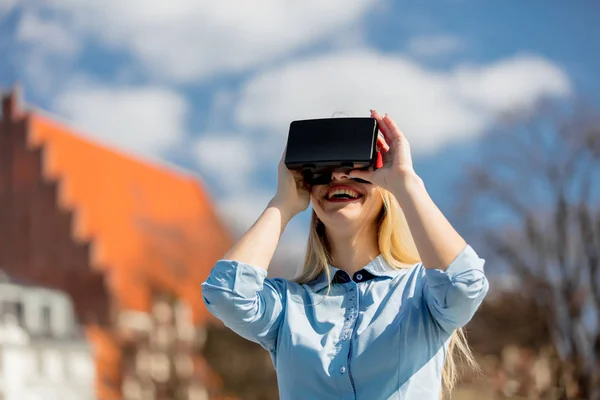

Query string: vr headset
284 117 383 185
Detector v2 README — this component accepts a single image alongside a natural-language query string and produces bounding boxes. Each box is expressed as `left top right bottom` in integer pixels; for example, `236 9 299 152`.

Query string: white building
0 271 96 400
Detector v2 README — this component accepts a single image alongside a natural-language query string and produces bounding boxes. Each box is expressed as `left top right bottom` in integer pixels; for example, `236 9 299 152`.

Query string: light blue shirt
201 245 489 400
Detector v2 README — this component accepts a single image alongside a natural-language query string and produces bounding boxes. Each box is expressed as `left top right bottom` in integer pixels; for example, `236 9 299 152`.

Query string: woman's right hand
269 147 311 219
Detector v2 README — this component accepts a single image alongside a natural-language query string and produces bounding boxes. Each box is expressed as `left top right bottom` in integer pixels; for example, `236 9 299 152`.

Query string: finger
381 113 405 143
376 134 390 152
370 109 395 144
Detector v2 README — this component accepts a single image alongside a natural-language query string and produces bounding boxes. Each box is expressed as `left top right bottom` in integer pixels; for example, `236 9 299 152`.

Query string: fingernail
383 113 388 118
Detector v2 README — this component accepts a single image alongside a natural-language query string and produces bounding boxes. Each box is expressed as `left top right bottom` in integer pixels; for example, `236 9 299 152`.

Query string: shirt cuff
423 245 486 305
204 259 269 299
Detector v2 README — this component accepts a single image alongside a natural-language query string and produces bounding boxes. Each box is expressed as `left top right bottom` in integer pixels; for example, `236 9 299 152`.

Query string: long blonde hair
294 188 478 398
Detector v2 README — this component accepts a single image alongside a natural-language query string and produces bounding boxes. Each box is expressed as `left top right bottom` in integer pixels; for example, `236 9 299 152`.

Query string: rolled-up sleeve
201 260 286 352
422 245 489 333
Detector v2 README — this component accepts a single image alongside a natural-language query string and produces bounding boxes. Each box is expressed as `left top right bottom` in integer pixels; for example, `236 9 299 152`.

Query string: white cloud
19 51 57 96
453 55 571 112
215 192 275 237
14 9 81 97
193 135 256 191
17 11 79 55
53 81 188 157
0 0 15 17
37 0 375 82
235 51 571 155
406 34 466 57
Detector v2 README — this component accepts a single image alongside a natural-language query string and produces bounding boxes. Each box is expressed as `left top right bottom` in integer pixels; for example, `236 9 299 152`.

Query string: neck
326 223 380 275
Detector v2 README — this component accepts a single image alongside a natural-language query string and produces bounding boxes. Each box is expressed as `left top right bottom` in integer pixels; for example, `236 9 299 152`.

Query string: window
41 305 52 335
2 300 24 325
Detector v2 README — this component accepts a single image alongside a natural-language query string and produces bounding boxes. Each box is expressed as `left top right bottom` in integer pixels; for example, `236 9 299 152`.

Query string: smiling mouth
326 187 363 202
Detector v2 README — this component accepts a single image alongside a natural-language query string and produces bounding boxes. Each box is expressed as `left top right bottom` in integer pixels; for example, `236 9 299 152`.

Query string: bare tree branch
461 98 600 399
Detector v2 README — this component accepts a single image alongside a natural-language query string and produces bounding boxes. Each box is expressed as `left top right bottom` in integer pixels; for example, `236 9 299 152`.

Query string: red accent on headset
376 151 383 169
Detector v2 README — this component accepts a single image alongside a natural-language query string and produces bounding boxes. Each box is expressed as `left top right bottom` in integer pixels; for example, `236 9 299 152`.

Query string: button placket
334 284 356 396
340 283 358 342
351 284 359 316
343 283 360 398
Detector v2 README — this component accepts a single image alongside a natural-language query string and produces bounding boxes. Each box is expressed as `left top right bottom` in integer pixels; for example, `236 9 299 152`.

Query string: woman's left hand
349 110 417 193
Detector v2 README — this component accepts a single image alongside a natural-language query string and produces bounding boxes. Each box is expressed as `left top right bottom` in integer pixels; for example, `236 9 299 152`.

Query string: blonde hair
294 188 478 398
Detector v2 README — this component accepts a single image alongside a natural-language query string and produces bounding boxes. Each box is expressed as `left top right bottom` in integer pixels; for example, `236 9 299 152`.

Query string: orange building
0 87 235 399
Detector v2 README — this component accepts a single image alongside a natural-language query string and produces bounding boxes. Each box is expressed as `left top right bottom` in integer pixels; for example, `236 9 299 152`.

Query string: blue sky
1 0 598 276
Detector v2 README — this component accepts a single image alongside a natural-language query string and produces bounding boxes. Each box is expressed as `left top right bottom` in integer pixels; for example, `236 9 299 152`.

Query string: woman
201 110 489 399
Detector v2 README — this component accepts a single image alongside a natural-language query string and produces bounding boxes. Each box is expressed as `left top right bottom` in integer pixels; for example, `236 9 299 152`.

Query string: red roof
26 109 232 322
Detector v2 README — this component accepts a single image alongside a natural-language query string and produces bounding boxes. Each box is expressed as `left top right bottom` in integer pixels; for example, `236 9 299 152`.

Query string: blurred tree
120 208 236 400
464 290 566 399
458 99 600 399
203 323 279 400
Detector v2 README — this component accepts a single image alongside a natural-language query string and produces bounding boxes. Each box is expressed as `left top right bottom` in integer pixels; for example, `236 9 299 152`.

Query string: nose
331 170 351 181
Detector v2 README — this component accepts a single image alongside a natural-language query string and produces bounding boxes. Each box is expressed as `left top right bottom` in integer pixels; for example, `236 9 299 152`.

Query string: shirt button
340 366 346 374
356 273 363 281
350 296 355 301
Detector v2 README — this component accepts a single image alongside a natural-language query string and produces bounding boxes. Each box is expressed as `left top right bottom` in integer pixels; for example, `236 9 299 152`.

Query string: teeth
328 188 359 199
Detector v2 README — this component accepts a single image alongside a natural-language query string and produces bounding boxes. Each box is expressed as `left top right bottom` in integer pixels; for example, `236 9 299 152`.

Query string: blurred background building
0 89 235 399
0 270 94 400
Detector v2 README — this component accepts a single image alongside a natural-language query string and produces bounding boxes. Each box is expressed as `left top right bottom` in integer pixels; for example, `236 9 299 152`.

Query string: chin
313 197 371 230
319 206 364 227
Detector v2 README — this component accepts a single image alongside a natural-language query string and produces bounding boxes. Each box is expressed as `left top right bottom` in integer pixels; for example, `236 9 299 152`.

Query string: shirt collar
307 255 400 292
